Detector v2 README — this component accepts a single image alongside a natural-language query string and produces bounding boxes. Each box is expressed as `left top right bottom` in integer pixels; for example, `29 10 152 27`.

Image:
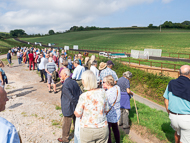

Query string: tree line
148 20 190 29
1 20 190 39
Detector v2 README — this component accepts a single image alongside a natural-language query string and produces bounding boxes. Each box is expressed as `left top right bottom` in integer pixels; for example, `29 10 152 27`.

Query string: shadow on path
8 103 23 109
7 87 33 94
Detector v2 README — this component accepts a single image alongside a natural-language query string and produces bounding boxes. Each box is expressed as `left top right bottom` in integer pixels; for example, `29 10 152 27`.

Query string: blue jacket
7 53 11 59
61 78 82 116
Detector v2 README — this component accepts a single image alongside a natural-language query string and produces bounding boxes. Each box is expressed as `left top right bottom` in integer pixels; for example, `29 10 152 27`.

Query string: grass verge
129 98 174 142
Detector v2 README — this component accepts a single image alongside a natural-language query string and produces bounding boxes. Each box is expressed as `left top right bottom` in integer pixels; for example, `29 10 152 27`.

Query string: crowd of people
2 47 134 143
0 46 189 143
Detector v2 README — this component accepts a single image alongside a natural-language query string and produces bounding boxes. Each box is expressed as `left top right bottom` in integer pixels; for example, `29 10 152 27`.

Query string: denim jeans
74 117 80 143
18 58 21 64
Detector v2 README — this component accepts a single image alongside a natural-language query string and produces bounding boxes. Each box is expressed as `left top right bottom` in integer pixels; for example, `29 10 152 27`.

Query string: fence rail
120 58 183 71
80 47 190 59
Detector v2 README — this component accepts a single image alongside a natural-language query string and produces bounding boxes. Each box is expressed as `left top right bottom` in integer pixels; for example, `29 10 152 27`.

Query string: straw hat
99 62 107 70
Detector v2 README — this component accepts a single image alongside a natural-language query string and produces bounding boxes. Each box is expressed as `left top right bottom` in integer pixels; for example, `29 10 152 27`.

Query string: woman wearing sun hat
98 62 107 88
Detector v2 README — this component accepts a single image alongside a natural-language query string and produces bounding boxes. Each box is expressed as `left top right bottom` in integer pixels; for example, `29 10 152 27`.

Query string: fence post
161 63 162 69
150 62 152 67
178 53 179 59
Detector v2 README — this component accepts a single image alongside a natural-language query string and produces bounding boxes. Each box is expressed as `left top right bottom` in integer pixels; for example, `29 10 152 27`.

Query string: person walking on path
29 51 35 70
74 70 109 143
0 87 21 143
72 60 85 92
163 65 190 143
45 57 58 93
7 50 12 67
22 51 26 64
103 75 121 143
58 68 82 143
117 71 133 129
100 60 118 84
0 61 7 88
17 51 21 65
39 53 47 83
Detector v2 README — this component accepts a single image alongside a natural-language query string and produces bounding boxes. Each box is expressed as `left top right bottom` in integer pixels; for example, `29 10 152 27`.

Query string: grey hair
123 71 132 79
91 60 98 66
49 57 53 62
62 59 68 66
63 68 71 77
74 60 80 65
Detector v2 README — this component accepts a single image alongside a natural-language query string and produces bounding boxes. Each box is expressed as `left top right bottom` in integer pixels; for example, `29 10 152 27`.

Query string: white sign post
73 45 78 50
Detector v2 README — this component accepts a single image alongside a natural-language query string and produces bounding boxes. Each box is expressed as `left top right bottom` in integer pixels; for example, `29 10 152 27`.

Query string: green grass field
20 29 190 56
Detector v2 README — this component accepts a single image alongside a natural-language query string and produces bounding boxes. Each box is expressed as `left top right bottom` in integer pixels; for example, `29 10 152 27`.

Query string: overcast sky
0 0 189 34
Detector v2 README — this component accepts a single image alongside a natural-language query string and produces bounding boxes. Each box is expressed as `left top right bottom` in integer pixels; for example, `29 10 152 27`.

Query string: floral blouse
75 89 109 128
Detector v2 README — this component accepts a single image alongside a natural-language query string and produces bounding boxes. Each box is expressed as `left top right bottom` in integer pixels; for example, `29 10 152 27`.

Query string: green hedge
98 57 172 103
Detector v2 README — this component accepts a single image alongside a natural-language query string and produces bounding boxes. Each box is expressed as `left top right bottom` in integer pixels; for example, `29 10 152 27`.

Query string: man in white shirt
90 60 100 82
72 60 85 92
39 53 48 83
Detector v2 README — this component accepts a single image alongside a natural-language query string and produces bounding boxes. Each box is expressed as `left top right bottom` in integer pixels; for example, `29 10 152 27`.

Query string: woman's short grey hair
63 68 71 77
104 75 115 86
82 70 97 90
62 59 68 66
123 71 132 79
91 60 98 66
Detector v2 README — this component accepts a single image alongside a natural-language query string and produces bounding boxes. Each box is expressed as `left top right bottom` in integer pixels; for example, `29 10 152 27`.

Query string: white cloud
0 0 156 34
162 0 173 3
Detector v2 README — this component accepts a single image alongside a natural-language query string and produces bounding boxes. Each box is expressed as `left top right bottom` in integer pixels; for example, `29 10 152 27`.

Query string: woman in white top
103 75 121 143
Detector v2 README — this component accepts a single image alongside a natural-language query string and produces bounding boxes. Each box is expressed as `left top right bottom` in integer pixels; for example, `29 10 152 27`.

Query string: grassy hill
20 29 190 53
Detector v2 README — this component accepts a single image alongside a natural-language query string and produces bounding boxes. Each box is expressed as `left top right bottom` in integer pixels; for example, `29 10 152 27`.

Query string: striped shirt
45 62 58 75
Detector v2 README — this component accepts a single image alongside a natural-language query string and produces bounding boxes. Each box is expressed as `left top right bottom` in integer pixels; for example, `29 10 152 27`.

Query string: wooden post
150 62 152 67
178 53 179 59
161 63 162 69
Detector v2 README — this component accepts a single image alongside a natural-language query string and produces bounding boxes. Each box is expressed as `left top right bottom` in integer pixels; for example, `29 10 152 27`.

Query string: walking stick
132 95 139 124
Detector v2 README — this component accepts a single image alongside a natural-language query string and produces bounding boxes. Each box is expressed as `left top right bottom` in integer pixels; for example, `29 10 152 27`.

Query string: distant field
20 29 190 54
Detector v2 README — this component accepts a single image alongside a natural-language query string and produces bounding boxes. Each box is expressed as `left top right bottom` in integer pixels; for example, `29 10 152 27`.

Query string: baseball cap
107 60 114 65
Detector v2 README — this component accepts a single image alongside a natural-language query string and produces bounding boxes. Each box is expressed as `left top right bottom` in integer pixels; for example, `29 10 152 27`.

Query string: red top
53 56 58 66
29 53 34 61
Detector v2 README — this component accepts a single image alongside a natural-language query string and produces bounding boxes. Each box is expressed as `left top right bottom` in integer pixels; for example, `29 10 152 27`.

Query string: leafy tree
10 29 27 37
48 30 55 35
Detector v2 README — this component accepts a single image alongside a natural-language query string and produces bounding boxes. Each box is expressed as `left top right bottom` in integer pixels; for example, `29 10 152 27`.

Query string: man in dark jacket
7 50 11 67
58 68 82 143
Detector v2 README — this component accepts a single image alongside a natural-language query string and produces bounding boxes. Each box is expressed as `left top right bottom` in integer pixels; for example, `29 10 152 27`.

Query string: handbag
106 87 119 115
